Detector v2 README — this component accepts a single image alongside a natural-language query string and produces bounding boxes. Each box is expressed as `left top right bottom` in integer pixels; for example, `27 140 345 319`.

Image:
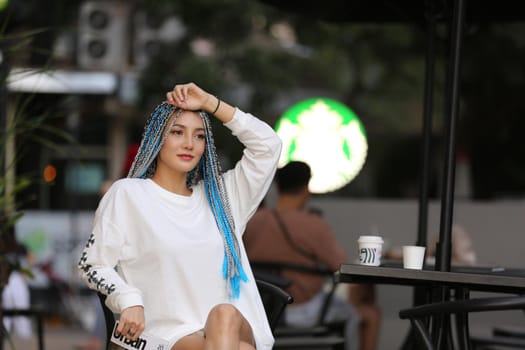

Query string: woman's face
156 110 206 176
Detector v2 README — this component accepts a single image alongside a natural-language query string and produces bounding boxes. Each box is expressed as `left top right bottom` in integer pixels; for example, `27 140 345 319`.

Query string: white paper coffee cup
403 245 426 269
358 235 384 266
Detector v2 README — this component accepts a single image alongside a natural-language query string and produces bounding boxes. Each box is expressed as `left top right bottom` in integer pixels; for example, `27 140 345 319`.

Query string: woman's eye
196 134 206 140
171 130 183 135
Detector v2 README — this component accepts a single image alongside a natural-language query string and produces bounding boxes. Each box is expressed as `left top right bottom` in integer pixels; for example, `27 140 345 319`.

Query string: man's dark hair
276 161 311 194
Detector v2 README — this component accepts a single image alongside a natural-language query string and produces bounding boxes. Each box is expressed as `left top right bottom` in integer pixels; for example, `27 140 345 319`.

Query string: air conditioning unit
133 11 186 69
77 1 130 70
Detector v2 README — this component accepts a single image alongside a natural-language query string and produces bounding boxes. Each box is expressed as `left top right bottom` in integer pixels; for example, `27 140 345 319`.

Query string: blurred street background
2 0 525 349
4 323 92 350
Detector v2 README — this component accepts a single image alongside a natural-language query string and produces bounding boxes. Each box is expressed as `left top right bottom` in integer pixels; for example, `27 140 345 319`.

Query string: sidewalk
3 321 95 350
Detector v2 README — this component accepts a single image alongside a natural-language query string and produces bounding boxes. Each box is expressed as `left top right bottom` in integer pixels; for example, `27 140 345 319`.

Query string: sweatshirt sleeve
222 108 282 232
77 184 144 313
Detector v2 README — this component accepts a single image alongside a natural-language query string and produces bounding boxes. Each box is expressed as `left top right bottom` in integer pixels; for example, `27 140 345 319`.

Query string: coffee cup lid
358 235 384 243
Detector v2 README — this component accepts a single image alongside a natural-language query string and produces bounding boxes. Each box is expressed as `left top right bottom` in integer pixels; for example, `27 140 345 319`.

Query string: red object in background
122 143 140 176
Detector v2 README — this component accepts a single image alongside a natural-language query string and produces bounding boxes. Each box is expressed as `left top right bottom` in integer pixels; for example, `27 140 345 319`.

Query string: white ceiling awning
6 68 118 94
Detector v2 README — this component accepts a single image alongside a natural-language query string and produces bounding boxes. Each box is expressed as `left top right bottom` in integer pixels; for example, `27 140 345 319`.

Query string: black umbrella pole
436 0 465 272
416 3 438 249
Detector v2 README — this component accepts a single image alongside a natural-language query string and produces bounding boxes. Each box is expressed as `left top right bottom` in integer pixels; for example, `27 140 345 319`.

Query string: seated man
244 161 378 350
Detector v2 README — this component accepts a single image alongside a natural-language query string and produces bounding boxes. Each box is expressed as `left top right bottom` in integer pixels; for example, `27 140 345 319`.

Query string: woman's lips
178 154 194 161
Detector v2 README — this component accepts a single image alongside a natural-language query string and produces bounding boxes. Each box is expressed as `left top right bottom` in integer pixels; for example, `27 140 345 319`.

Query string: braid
200 113 247 299
127 102 179 179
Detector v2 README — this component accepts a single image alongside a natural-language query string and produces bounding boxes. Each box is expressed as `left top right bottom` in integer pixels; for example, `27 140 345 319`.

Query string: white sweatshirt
78 108 282 349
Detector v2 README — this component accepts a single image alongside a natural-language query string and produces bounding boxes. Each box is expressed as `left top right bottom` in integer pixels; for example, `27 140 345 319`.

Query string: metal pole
436 0 465 274
416 0 439 249
433 1 466 347
400 4 441 349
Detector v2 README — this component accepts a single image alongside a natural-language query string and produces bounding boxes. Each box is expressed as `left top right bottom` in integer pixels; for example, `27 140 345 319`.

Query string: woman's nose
182 135 193 149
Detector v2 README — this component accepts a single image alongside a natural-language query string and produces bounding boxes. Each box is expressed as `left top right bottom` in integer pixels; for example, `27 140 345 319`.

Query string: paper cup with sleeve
358 235 384 266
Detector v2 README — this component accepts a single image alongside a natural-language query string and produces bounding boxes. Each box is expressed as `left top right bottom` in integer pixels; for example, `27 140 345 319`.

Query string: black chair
251 261 345 336
399 294 525 350
255 278 294 332
251 277 345 350
492 325 525 340
251 261 346 350
97 292 116 350
469 323 525 349
470 314 525 349
97 278 293 350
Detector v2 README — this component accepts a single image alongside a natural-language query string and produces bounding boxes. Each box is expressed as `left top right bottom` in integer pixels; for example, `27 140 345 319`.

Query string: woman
78 82 282 350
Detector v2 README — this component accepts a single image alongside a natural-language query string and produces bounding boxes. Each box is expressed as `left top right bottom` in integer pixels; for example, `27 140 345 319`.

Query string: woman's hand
117 305 145 341
166 82 235 123
166 82 215 112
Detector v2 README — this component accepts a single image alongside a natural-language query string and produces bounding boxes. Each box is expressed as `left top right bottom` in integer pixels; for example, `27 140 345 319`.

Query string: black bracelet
212 96 221 115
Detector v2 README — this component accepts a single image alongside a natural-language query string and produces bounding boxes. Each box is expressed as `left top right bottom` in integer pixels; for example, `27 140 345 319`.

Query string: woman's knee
207 303 243 329
205 304 255 346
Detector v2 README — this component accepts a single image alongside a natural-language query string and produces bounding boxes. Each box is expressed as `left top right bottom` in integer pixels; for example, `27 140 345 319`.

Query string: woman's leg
204 304 255 350
172 333 205 350
172 303 255 350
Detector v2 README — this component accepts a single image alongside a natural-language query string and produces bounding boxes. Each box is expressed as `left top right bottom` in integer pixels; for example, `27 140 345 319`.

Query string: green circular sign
275 98 368 193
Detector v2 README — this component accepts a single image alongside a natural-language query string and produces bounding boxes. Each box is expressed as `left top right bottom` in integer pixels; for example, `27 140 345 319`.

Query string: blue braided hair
127 101 247 299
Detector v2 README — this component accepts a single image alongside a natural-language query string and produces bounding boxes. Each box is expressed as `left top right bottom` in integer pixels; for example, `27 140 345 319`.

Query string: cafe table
336 261 525 294
336 261 525 349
